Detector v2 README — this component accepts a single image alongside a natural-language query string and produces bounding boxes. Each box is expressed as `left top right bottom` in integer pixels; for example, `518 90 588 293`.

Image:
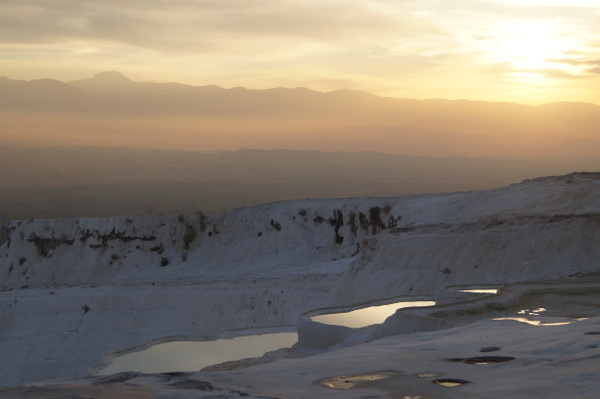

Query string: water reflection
457 288 499 294
99 332 297 375
518 307 546 315
312 301 435 328
493 317 585 326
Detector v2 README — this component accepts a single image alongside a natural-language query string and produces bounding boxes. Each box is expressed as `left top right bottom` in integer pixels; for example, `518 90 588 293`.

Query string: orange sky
1 0 599 105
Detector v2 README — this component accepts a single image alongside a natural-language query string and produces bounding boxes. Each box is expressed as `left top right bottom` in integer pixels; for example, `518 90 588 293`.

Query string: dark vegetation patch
161 372 188 378
160 257 170 267
348 211 358 235
183 225 197 249
368 206 385 234
270 219 282 231
150 244 165 254
0 225 9 247
28 233 74 257
168 378 214 391
80 228 156 247
446 356 514 364
92 372 142 385
196 211 208 232
480 346 501 353
328 209 344 244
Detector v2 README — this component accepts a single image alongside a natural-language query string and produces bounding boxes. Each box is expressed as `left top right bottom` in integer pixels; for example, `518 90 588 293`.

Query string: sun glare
489 21 574 79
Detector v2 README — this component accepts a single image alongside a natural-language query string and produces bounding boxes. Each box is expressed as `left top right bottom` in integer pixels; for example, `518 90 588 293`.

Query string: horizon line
3 71 598 108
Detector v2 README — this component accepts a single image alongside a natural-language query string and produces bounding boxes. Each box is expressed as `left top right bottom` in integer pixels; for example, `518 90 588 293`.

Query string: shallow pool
311 300 436 328
457 288 499 294
99 332 297 375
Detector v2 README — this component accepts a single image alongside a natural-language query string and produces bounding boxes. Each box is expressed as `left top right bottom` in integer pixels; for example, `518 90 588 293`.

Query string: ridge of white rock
333 172 600 304
0 198 400 385
1 198 400 290
1 172 600 388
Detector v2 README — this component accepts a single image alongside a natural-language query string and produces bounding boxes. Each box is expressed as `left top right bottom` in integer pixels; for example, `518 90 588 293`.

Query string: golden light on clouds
494 22 570 71
0 0 598 104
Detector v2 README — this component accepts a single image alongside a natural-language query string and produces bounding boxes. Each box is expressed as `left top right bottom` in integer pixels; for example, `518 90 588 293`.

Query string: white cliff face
333 173 600 304
0 198 400 290
1 172 600 390
0 198 400 385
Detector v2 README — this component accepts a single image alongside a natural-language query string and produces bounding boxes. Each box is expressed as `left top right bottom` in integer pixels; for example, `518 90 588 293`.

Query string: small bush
151 244 165 254
313 215 325 224
270 220 282 231
183 225 197 249
196 211 208 232
160 257 170 267
368 206 385 234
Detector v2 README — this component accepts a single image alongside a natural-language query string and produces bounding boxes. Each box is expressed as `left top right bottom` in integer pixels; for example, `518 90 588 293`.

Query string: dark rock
92 371 141 385
168 378 214 391
480 346 501 353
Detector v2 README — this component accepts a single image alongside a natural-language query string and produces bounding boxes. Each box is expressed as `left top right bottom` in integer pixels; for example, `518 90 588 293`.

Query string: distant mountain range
1 72 600 159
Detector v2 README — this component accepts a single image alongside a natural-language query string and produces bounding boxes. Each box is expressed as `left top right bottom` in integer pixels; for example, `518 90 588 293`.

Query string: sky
1 0 599 105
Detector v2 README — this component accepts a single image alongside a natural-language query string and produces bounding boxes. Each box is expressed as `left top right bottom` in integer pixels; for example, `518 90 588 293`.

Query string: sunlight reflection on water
458 288 499 294
99 332 297 375
492 317 586 326
312 301 436 328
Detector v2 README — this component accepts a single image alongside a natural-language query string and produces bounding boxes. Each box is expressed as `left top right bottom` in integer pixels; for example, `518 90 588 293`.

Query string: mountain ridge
2 71 598 108
2 72 600 159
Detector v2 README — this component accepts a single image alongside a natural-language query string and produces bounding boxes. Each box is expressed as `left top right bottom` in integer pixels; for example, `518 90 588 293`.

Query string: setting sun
0 1 598 104
494 22 571 74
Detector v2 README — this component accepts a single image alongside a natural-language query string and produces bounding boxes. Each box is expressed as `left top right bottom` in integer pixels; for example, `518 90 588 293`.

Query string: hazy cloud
0 1 440 52
1 0 599 103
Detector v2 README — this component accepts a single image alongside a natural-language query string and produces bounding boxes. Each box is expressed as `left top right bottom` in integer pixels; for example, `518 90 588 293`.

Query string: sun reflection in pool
99 332 297 375
493 317 586 326
457 288 499 294
312 301 436 328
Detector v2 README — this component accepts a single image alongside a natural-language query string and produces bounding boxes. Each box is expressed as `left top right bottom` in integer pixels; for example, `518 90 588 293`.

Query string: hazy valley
2 72 599 225
2 72 600 159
